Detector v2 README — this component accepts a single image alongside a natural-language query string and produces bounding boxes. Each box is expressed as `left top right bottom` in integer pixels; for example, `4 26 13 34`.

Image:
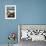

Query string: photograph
18 24 46 46
5 5 16 19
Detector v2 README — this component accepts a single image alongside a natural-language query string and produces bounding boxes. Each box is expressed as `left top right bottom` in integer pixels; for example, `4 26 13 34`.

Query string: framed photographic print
5 5 16 19
18 24 46 42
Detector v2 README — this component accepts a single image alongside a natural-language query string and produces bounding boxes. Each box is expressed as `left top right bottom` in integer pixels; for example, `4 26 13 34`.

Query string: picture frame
5 5 16 19
18 24 46 42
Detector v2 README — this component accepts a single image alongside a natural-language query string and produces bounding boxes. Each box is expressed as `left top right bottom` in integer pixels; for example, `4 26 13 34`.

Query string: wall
0 0 46 44
17 0 46 24
0 0 18 44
